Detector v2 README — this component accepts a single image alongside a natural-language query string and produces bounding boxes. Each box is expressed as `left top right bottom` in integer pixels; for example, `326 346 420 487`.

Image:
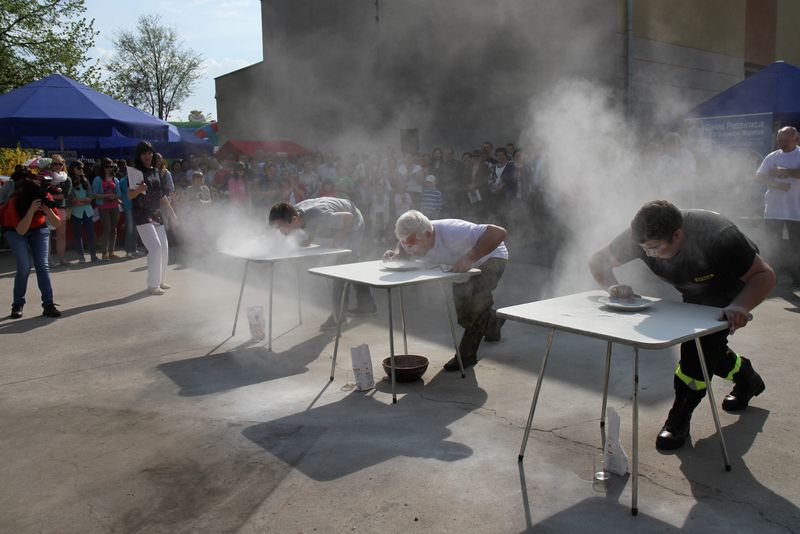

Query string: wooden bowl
381 354 429 382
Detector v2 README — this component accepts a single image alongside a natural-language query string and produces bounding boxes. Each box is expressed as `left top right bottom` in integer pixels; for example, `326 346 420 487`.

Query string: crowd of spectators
0 141 556 270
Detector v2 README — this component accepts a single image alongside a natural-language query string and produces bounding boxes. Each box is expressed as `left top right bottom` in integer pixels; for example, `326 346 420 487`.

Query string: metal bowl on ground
382 354 429 382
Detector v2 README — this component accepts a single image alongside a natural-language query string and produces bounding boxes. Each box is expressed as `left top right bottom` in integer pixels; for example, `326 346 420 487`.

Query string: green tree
106 14 204 120
0 0 99 93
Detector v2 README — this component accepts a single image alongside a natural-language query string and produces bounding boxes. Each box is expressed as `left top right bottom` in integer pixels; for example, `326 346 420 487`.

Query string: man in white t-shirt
755 126 800 285
384 210 509 371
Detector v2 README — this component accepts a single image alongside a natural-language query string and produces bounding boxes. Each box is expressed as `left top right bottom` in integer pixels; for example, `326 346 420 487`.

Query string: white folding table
308 260 481 403
497 290 732 515
220 244 352 350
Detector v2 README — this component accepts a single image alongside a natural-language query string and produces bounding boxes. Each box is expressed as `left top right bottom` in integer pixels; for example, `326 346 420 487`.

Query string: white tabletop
497 290 729 349
219 243 352 263
308 260 481 288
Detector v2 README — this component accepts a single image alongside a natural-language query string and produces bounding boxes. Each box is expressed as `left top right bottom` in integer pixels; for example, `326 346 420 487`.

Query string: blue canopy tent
683 61 800 157
687 61 800 121
10 124 213 160
0 74 170 151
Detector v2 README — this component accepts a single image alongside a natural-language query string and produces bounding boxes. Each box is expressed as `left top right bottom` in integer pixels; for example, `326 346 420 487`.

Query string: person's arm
14 199 40 234
723 254 776 333
452 224 507 272
43 203 61 229
588 244 635 298
769 166 800 179
128 180 147 200
756 170 791 192
161 193 178 225
15 199 60 232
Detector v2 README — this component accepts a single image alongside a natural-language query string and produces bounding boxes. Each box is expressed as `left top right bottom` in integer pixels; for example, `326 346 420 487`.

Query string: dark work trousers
675 329 739 394
765 219 800 283
452 257 507 358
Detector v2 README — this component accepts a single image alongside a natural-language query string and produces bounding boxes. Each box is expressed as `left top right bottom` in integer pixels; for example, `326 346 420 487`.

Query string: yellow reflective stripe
675 363 707 391
724 353 742 381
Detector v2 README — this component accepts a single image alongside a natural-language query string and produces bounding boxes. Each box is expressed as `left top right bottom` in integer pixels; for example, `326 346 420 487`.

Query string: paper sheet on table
126 166 144 189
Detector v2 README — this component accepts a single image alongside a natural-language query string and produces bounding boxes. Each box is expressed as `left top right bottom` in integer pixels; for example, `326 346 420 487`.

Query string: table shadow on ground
520 496 674 532
676 408 800 531
157 332 333 396
242 371 486 481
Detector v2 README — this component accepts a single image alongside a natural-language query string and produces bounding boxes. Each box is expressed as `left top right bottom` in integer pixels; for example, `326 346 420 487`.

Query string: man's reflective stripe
724 353 742 381
675 363 707 391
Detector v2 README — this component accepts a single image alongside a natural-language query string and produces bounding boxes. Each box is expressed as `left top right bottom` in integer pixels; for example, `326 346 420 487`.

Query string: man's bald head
777 126 798 152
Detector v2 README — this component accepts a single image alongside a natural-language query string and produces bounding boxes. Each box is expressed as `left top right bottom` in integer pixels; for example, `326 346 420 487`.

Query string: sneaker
51 258 66 268
147 287 166 295
101 252 108 261
42 304 61 317
10 304 23 319
159 283 171 290
348 304 378 317
443 353 477 372
78 256 87 264
320 315 346 330
109 253 122 260
90 256 101 263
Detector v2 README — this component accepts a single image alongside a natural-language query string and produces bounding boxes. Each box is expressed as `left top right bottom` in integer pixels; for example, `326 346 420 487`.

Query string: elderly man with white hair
384 210 509 371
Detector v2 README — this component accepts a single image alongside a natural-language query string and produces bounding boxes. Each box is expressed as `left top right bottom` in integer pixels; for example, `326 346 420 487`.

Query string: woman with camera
2 174 62 318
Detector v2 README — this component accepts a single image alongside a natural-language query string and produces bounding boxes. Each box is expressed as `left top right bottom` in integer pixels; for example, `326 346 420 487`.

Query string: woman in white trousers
128 141 178 295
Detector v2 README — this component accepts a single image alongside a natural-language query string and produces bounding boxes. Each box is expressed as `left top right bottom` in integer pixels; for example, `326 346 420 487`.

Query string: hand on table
451 255 473 273
606 284 634 299
383 249 399 262
720 304 751 334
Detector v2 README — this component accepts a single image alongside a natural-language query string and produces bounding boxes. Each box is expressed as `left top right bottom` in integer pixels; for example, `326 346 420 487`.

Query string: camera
36 176 60 209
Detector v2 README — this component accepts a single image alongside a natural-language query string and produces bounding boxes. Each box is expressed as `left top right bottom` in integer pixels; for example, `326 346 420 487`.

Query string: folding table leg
694 338 732 471
297 266 303 325
268 264 274 352
399 287 408 355
387 288 397 404
440 281 465 377
632 346 639 516
231 260 250 336
600 341 613 450
329 281 350 381
518 328 556 461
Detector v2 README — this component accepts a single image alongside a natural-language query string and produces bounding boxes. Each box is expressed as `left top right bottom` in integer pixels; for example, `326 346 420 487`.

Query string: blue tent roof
0 74 170 142
687 61 800 118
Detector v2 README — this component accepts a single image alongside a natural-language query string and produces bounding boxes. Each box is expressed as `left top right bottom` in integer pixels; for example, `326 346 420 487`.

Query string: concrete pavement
0 246 798 533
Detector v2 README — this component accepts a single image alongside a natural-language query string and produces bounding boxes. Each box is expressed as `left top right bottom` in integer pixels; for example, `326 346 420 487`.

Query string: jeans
71 213 97 259
98 208 120 255
6 226 54 307
136 223 168 288
123 210 138 254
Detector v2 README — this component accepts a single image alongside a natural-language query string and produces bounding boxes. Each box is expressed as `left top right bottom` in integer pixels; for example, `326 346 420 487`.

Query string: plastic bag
350 343 375 391
246 305 266 341
604 407 629 476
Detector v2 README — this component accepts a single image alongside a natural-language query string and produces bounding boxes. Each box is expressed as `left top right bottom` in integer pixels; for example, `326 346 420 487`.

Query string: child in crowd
420 174 444 219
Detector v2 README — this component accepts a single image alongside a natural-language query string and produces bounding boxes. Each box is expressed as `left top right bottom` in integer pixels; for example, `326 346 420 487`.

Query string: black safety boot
722 357 765 412
443 353 477 372
484 317 506 342
656 389 703 451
